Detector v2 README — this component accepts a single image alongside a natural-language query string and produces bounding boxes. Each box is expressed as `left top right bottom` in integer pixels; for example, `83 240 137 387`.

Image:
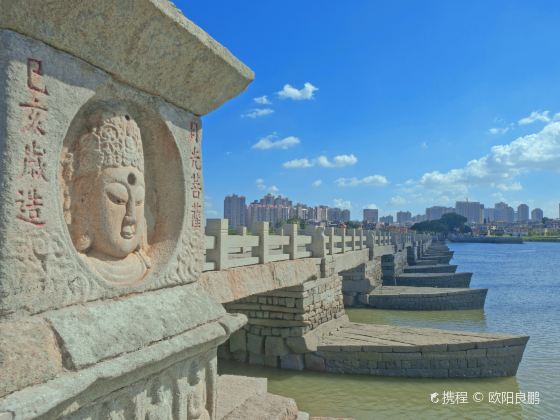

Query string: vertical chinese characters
16 59 49 227
190 121 202 228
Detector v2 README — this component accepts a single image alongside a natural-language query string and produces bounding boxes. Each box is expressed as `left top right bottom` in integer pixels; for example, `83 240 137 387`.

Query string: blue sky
175 1 560 220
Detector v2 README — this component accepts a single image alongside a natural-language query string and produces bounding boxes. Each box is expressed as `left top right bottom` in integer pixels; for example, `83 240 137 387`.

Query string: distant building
314 205 329 222
223 194 246 228
379 215 394 225
363 208 379 223
455 201 483 224
341 209 351 223
246 194 292 228
425 206 454 221
396 211 412 224
517 204 529 223
531 208 544 222
483 208 495 223
327 207 342 223
494 202 515 223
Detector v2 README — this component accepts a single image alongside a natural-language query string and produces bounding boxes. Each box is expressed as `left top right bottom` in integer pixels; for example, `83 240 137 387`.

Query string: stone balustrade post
236 226 248 255
350 228 356 251
338 227 346 253
205 218 230 271
358 228 364 250
307 226 326 258
252 221 269 264
327 227 335 255
365 230 376 260
283 223 298 260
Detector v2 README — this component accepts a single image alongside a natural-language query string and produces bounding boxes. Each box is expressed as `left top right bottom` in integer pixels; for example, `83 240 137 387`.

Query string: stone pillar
0 1 253 418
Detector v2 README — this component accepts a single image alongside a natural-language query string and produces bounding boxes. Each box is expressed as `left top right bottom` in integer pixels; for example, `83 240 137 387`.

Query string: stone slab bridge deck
201 220 528 378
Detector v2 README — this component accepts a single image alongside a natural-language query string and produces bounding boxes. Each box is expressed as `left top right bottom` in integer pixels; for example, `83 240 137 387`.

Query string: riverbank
220 242 558 419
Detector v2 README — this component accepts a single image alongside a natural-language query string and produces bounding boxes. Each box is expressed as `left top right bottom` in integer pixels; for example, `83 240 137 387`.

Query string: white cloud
283 158 314 169
494 182 523 191
489 127 510 135
333 199 352 210
421 141 428 149
311 179 323 187
390 196 407 206
242 108 274 118
277 82 318 100
254 95 271 105
406 121 560 197
252 135 300 150
335 175 389 187
283 154 358 169
518 110 551 125
366 203 378 209
256 178 279 194
555 112 560 121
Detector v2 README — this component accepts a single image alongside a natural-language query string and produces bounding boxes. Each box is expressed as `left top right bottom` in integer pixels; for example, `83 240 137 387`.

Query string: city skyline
179 1 560 220
223 191 555 227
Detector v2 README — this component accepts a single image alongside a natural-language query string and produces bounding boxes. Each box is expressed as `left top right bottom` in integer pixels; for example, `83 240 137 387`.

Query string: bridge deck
314 323 528 377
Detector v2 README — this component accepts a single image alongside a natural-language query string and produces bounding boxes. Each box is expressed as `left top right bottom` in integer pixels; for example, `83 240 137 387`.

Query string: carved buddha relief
62 110 151 284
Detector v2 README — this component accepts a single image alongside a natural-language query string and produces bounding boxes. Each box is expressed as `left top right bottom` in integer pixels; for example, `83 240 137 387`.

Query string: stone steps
393 272 472 288
313 322 528 378
367 286 487 310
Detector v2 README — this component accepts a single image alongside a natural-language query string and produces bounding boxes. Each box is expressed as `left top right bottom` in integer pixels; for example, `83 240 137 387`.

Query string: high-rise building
379 215 394 224
494 202 515 223
425 206 454 221
314 205 329 222
246 194 292 228
396 211 412 224
517 204 529 223
327 207 342 223
341 209 351 223
223 194 246 228
483 208 495 223
363 208 379 223
531 208 544 222
455 201 483 224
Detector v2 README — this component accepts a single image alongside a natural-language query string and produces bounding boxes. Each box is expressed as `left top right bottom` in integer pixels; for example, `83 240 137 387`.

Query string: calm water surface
220 242 560 419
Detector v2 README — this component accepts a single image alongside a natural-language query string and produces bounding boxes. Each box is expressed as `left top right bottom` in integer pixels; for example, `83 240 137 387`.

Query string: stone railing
204 219 429 272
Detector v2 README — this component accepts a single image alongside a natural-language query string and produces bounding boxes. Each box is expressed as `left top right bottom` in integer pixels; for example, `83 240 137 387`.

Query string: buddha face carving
63 110 151 284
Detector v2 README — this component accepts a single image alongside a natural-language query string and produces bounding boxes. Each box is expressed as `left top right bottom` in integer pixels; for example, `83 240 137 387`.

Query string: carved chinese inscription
190 120 203 228
16 58 49 227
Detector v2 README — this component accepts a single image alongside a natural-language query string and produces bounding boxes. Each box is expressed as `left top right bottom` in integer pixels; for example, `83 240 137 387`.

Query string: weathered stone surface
223 393 299 420
201 258 321 303
216 375 267 420
265 337 290 357
0 319 63 398
0 0 254 116
304 354 326 372
280 354 305 371
44 284 226 368
247 333 265 355
0 29 205 318
229 329 247 353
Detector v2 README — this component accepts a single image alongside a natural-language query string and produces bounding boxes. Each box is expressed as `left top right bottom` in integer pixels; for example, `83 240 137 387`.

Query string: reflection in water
220 242 560 419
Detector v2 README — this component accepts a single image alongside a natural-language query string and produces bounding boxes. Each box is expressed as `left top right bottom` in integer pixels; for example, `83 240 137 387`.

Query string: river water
220 242 560 419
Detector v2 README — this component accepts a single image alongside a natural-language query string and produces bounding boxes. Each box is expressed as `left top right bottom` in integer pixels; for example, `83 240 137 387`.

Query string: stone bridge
200 219 527 378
